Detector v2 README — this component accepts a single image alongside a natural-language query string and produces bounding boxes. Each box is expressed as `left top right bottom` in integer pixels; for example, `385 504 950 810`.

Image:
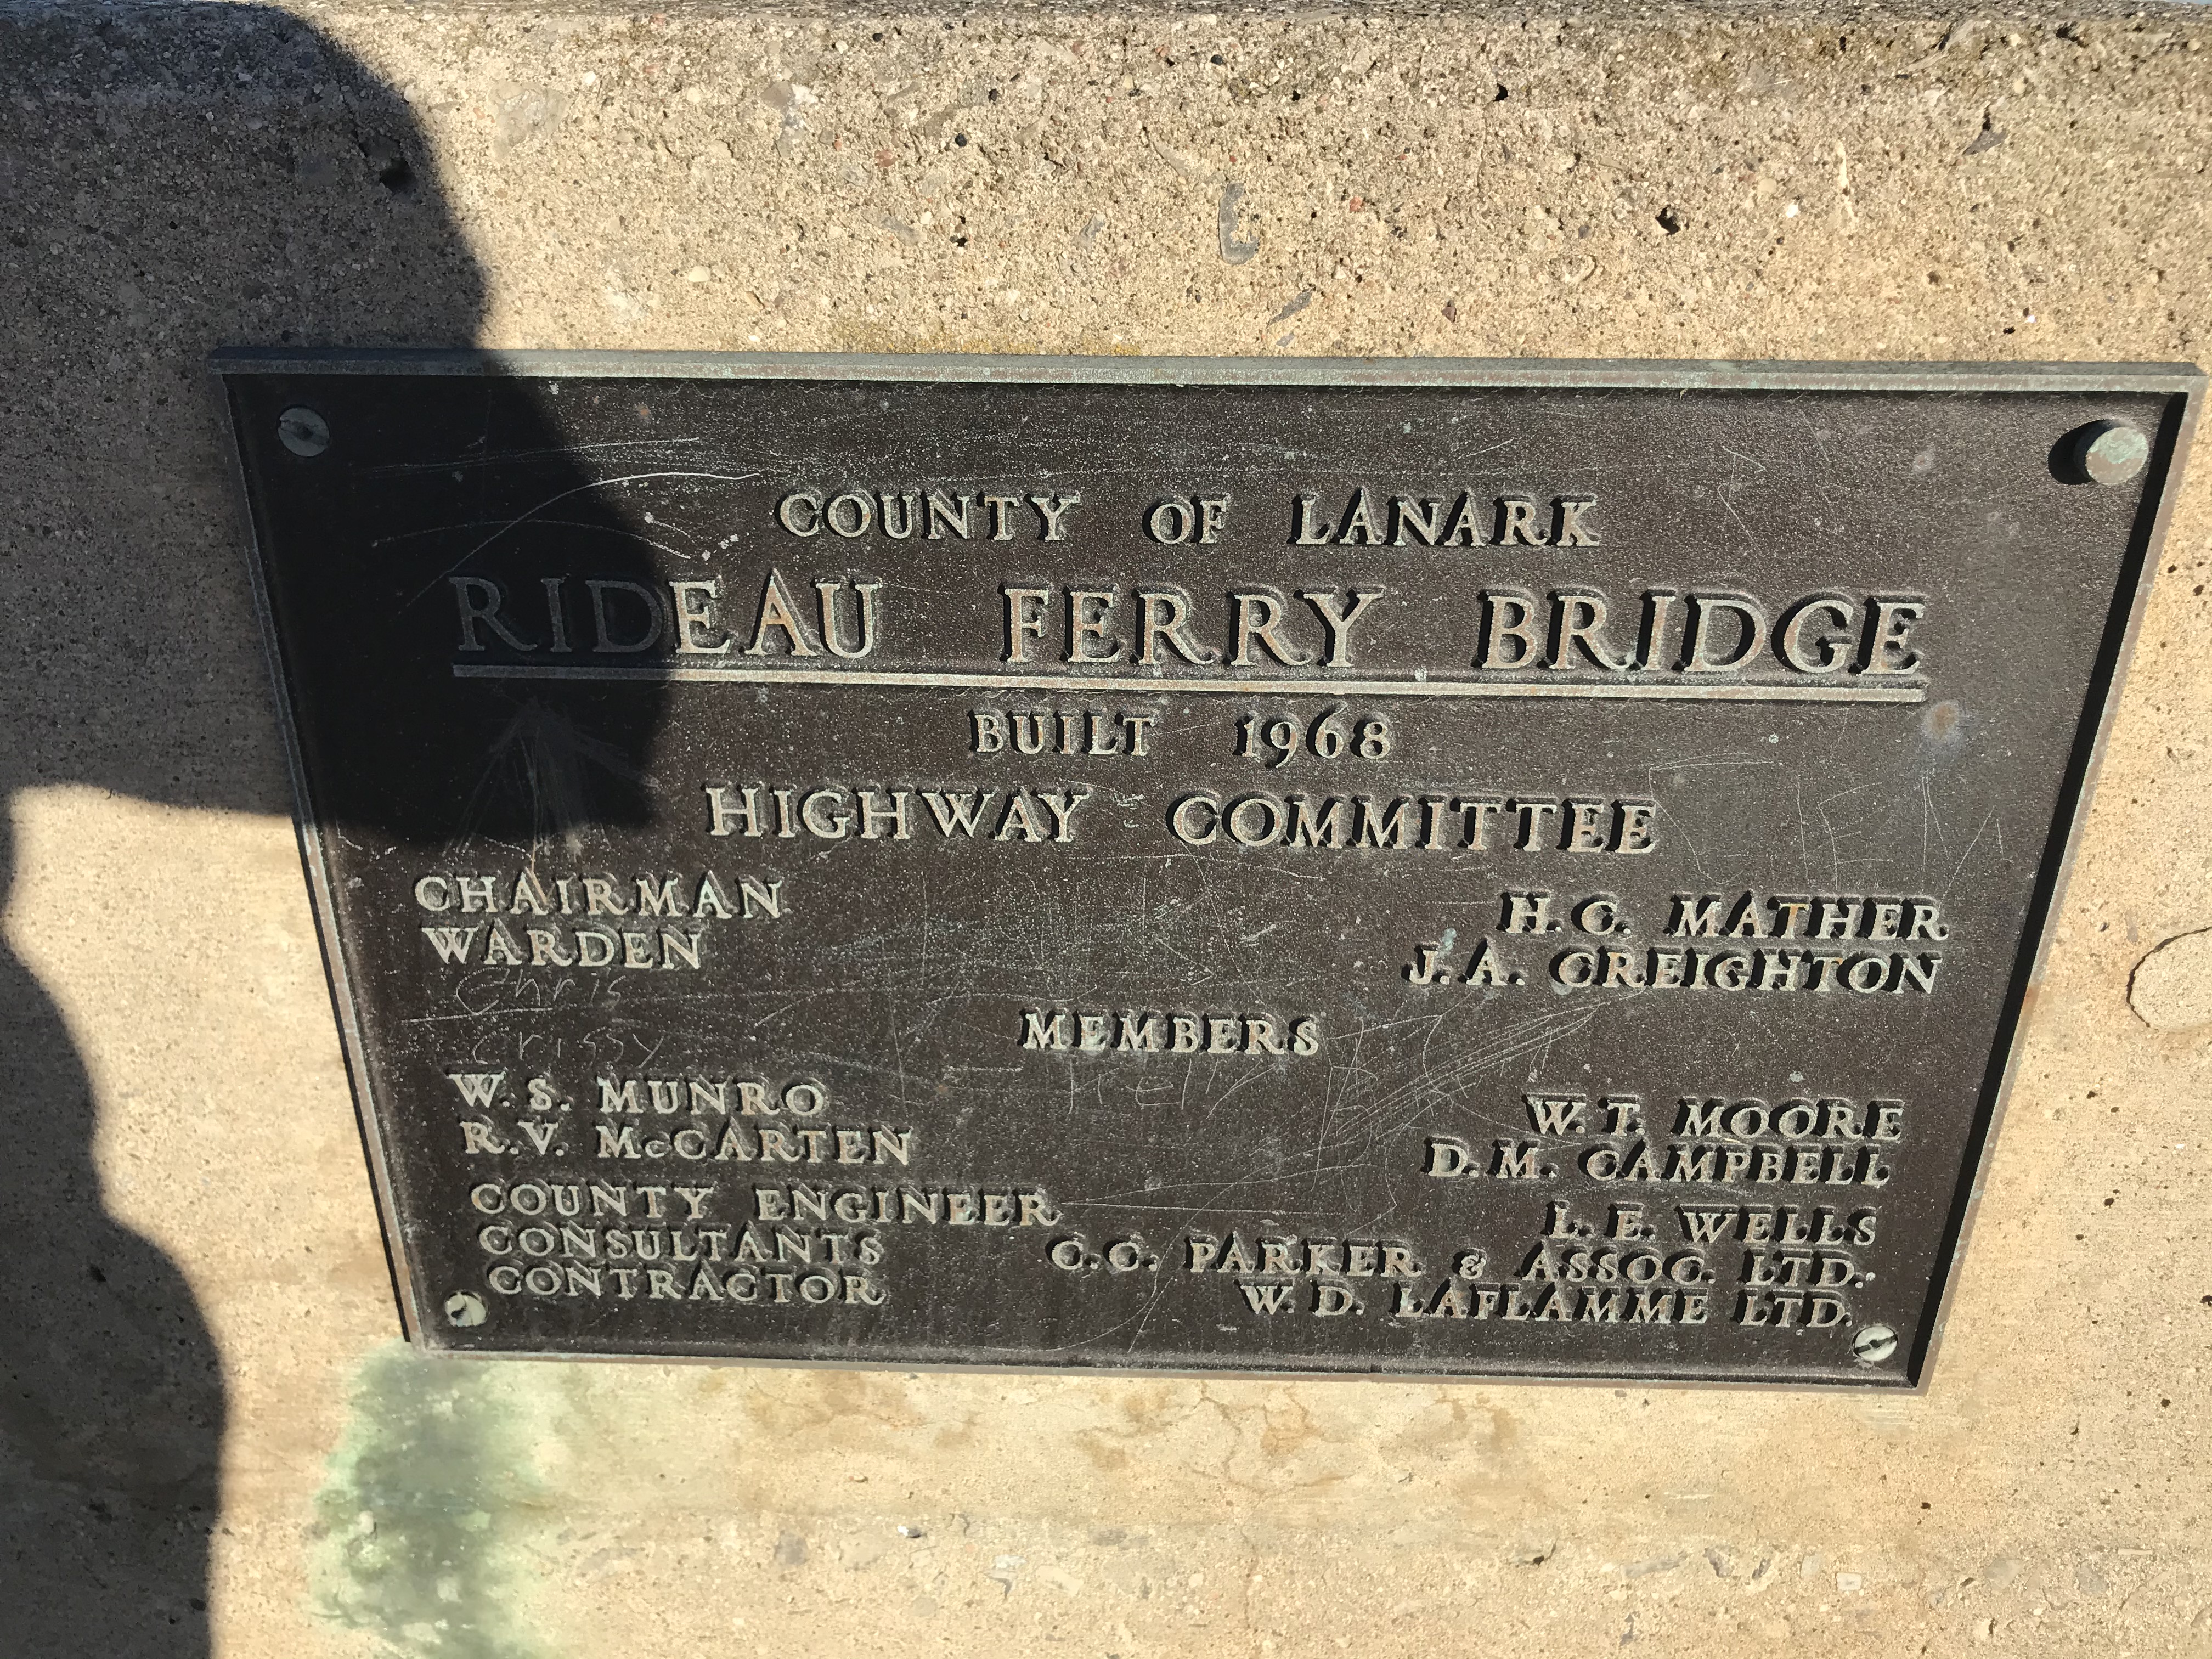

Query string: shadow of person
0 8 664 1651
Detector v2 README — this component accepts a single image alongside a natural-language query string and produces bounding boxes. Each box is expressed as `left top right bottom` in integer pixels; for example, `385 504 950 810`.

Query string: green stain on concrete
311 1343 555 1659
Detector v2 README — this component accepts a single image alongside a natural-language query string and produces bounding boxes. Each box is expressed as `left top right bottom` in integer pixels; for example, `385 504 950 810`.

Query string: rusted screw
2074 420 2149 487
1852 1323 1897 1364
278 405 330 458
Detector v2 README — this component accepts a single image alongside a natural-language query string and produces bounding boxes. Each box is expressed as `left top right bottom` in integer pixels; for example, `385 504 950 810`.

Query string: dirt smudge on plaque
309 1344 554 1659
1921 698 1968 743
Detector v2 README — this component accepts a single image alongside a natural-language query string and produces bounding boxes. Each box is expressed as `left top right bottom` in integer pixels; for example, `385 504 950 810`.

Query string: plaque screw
2067 420 2149 487
277 405 330 458
444 1290 487 1328
1851 1323 1898 1364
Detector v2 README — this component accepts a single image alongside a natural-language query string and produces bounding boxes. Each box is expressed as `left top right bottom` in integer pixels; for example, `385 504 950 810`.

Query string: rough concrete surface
3 1 2211 1654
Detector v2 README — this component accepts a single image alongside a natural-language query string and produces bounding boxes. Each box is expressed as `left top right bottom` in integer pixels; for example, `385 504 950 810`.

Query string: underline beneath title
453 663 1925 704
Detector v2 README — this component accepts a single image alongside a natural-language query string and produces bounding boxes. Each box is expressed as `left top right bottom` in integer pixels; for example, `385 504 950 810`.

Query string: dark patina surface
219 353 2197 1385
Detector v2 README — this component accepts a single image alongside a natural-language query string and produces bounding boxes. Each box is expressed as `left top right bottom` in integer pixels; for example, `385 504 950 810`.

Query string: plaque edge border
210 347 2207 402
212 352 2208 1392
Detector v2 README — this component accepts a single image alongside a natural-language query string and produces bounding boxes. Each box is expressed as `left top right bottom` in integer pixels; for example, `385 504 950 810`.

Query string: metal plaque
219 352 2199 1386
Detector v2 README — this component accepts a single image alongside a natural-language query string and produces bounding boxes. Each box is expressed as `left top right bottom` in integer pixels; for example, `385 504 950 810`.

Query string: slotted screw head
1852 1323 1898 1364
278 405 330 458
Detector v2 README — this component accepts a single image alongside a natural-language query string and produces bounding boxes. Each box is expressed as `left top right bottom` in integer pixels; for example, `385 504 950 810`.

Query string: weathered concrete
3 2 2210 1654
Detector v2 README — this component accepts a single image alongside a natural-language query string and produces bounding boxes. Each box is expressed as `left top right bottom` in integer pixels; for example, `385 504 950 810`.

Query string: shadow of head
0 7 646 1653
2 2 482 821
5 2 669 839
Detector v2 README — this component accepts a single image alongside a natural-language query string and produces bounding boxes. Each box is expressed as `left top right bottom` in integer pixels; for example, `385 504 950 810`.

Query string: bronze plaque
219 352 2200 1385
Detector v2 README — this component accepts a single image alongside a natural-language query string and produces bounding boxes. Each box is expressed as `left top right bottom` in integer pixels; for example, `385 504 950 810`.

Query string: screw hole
360 135 414 196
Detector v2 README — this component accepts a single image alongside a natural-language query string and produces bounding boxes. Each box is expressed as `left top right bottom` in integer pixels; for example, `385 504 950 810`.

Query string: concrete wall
4 3 2210 1654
